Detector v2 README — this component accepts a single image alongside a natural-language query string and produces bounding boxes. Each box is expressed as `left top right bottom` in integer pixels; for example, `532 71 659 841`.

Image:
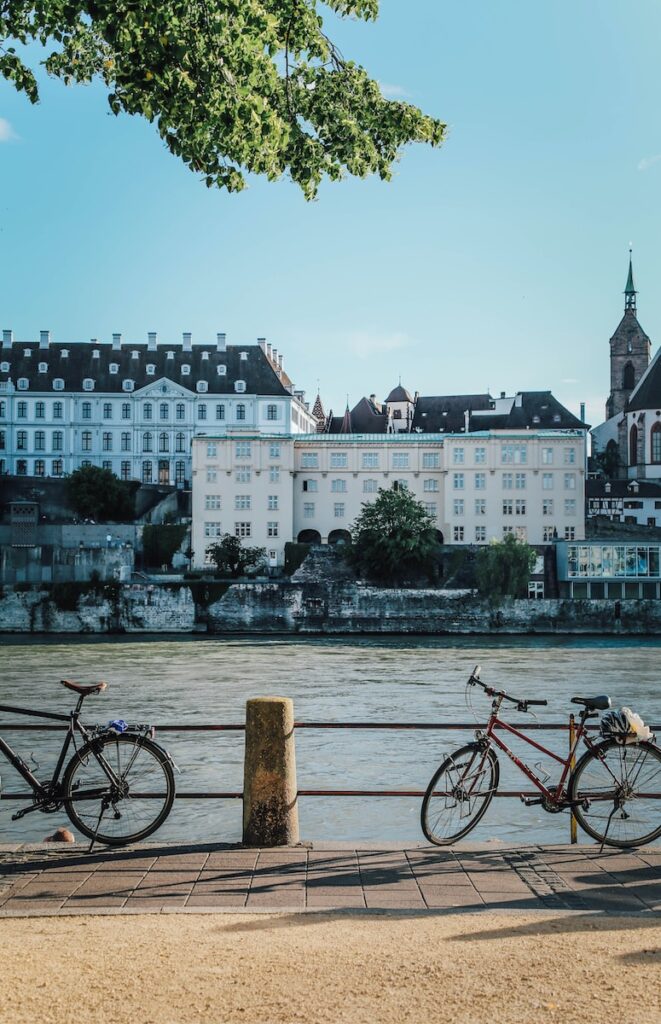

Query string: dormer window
196 381 208 393
123 379 135 392
146 364 156 375
166 350 174 359
553 414 561 423
240 351 248 361
181 364 191 375
92 349 100 359
52 378 64 391
217 365 227 376
109 362 119 374
23 349 31 358
0 362 9 372
60 349 69 359
532 415 540 424
17 377 29 390
38 362 48 373
201 351 209 360
82 378 95 391
131 350 140 360
235 380 246 393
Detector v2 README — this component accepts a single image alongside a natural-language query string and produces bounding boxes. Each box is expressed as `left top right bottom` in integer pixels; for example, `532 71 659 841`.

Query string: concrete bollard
242 697 299 847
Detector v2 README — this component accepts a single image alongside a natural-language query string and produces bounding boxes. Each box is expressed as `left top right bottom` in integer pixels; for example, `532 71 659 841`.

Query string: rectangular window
204 522 223 538
453 448 464 465
475 472 486 490
17 401 27 419
453 525 464 542
235 441 251 458
267 404 278 421
53 402 63 420
563 447 576 465
198 404 207 421
121 432 131 452
475 499 486 516
267 522 279 537
334 503 345 518
301 452 319 468
362 452 379 469
422 452 440 469
543 526 556 542
52 459 63 476
363 479 378 493
542 447 554 465
501 444 527 464
515 499 526 515
34 459 45 476
453 473 464 490
331 479 347 493
424 502 437 517
205 495 222 510
235 495 251 510
303 502 315 518
206 468 217 483
122 403 131 420
206 443 217 458
423 479 438 492
565 526 576 540
103 402 112 420
502 499 513 515
453 499 464 516
270 466 280 483
392 452 409 469
16 430 27 450
82 402 92 420
515 472 526 489
34 430 45 451
564 473 576 490
474 447 486 465
235 467 251 483
543 499 554 515
502 473 513 490
302 479 318 493
235 522 252 538
564 499 577 516
269 443 281 459
268 495 278 510
475 525 486 542
35 401 45 419
216 404 225 421
52 431 63 452
331 452 348 468
102 432 112 452
102 460 111 471
542 473 554 490
121 461 131 480
81 431 92 452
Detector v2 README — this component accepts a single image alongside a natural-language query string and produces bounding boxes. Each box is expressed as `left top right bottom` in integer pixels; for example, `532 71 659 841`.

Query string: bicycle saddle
60 679 108 696
571 695 611 711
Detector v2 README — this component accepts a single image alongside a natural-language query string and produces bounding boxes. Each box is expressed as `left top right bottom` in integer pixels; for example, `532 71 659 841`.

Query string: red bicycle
421 666 661 849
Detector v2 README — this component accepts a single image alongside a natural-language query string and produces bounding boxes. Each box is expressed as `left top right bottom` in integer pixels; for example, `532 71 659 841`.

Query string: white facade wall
191 429 587 569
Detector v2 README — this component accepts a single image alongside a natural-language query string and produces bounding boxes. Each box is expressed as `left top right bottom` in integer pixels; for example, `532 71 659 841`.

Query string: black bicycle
0 679 176 847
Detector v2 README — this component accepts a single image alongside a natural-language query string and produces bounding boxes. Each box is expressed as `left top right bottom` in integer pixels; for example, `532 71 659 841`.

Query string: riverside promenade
1 841 659 915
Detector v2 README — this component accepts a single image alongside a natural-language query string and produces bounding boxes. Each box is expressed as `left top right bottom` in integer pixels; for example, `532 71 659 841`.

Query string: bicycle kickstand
88 802 108 855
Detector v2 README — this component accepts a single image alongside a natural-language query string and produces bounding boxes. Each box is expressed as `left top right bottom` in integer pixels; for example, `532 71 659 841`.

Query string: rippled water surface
1 634 659 846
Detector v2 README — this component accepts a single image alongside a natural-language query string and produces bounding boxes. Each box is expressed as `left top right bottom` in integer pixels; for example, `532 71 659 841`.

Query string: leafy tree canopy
475 533 536 600
206 533 266 577
2 1 446 198
65 465 136 522
348 486 439 584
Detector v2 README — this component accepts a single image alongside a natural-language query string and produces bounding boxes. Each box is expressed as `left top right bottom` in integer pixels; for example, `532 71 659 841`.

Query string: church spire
624 247 637 312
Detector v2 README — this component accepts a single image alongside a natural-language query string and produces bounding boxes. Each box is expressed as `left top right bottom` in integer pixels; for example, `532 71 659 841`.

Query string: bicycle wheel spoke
422 744 498 845
571 741 661 848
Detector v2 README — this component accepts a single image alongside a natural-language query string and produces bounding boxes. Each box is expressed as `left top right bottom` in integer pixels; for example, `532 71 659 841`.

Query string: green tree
65 465 136 522
1 2 445 199
475 534 536 600
206 533 266 577
348 486 439 584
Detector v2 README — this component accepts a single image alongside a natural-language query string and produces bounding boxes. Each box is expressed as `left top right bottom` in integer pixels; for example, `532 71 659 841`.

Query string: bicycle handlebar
468 666 548 710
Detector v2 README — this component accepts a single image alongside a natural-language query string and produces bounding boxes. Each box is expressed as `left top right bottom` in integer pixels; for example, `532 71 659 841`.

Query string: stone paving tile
420 887 485 909
205 853 258 869
152 854 209 870
93 858 158 872
409 869 473 886
186 894 247 908
64 895 128 908
466 872 533 893
307 894 366 908
245 893 306 908
136 871 200 887
123 896 189 909
364 894 426 909
2 898 66 911
307 875 362 888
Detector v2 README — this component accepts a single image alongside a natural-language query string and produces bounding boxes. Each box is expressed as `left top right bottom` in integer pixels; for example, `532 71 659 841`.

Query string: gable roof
411 394 492 433
627 347 661 412
326 396 389 434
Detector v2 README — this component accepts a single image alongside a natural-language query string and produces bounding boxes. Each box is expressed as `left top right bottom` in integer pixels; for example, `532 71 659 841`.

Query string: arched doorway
297 529 321 544
328 529 351 546
629 423 638 466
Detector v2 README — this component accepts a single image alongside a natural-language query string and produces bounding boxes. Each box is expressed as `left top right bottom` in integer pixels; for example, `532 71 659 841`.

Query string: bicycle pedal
520 796 543 807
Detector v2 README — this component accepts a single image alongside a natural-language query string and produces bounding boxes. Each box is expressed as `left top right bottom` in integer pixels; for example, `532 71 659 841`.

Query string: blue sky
1 0 661 426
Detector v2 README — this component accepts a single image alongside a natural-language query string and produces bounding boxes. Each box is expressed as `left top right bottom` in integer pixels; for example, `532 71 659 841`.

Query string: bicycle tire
62 733 175 846
421 743 499 846
569 739 661 849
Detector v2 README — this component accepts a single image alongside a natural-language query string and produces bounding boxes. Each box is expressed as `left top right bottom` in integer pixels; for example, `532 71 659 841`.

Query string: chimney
580 402 586 423
216 332 226 353
2 329 12 348
266 343 272 360
112 333 122 351
464 409 470 432
500 391 506 399
182 332 192 352
39 330 50 349
369 393 376 402
271 348 278 366
148 331 157 351
278 354 283 371
257 337 267 353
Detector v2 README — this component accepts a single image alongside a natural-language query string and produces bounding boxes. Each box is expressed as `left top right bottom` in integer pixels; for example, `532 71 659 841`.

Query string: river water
1 635 660 846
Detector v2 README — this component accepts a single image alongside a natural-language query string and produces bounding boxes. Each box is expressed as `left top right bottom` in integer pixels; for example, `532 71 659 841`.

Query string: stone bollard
243 697 299 847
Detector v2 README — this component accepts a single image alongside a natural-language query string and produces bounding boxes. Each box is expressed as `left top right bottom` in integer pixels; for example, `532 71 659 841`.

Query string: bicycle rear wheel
421 743 499 846
63 733 175 846
569 739 661 848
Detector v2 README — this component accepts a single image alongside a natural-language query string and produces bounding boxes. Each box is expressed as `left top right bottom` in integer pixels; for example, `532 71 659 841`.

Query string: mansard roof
627 348 661 412
587 478 661 499
411 394 492 433
471 391 589 431
0 341 291 397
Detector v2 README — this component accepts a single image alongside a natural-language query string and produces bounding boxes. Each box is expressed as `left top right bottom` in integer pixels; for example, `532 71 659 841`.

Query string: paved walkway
0 842 659 916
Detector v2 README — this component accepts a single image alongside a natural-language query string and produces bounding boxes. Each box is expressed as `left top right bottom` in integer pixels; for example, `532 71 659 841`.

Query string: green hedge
142 524 188 568
284 542 311 575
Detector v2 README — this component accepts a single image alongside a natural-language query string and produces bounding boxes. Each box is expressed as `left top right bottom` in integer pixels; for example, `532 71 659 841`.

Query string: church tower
606 251 651 419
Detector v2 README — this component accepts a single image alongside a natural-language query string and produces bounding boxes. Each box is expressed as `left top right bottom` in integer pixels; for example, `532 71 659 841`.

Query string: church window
629 424 638 466
623 362 635 390
651 423 661 464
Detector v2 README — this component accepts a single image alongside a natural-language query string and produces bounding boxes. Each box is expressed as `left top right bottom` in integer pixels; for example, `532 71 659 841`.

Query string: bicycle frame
483 702 596 805
0 702 90 800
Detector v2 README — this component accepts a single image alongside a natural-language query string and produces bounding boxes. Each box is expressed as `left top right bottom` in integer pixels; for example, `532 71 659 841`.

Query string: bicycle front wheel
421 743 499 846
569 739 661 849
63 733 175 846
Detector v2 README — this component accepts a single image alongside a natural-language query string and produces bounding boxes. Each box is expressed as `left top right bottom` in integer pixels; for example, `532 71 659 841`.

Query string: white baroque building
0 330 316 485
191 425 586 570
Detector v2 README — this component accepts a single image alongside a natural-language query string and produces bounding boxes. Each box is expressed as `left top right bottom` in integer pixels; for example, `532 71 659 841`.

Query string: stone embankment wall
0 585 196 633
207 582 661 635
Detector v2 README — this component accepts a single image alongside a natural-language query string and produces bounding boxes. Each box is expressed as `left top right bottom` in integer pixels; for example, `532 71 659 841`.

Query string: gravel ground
0 912 659 1024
